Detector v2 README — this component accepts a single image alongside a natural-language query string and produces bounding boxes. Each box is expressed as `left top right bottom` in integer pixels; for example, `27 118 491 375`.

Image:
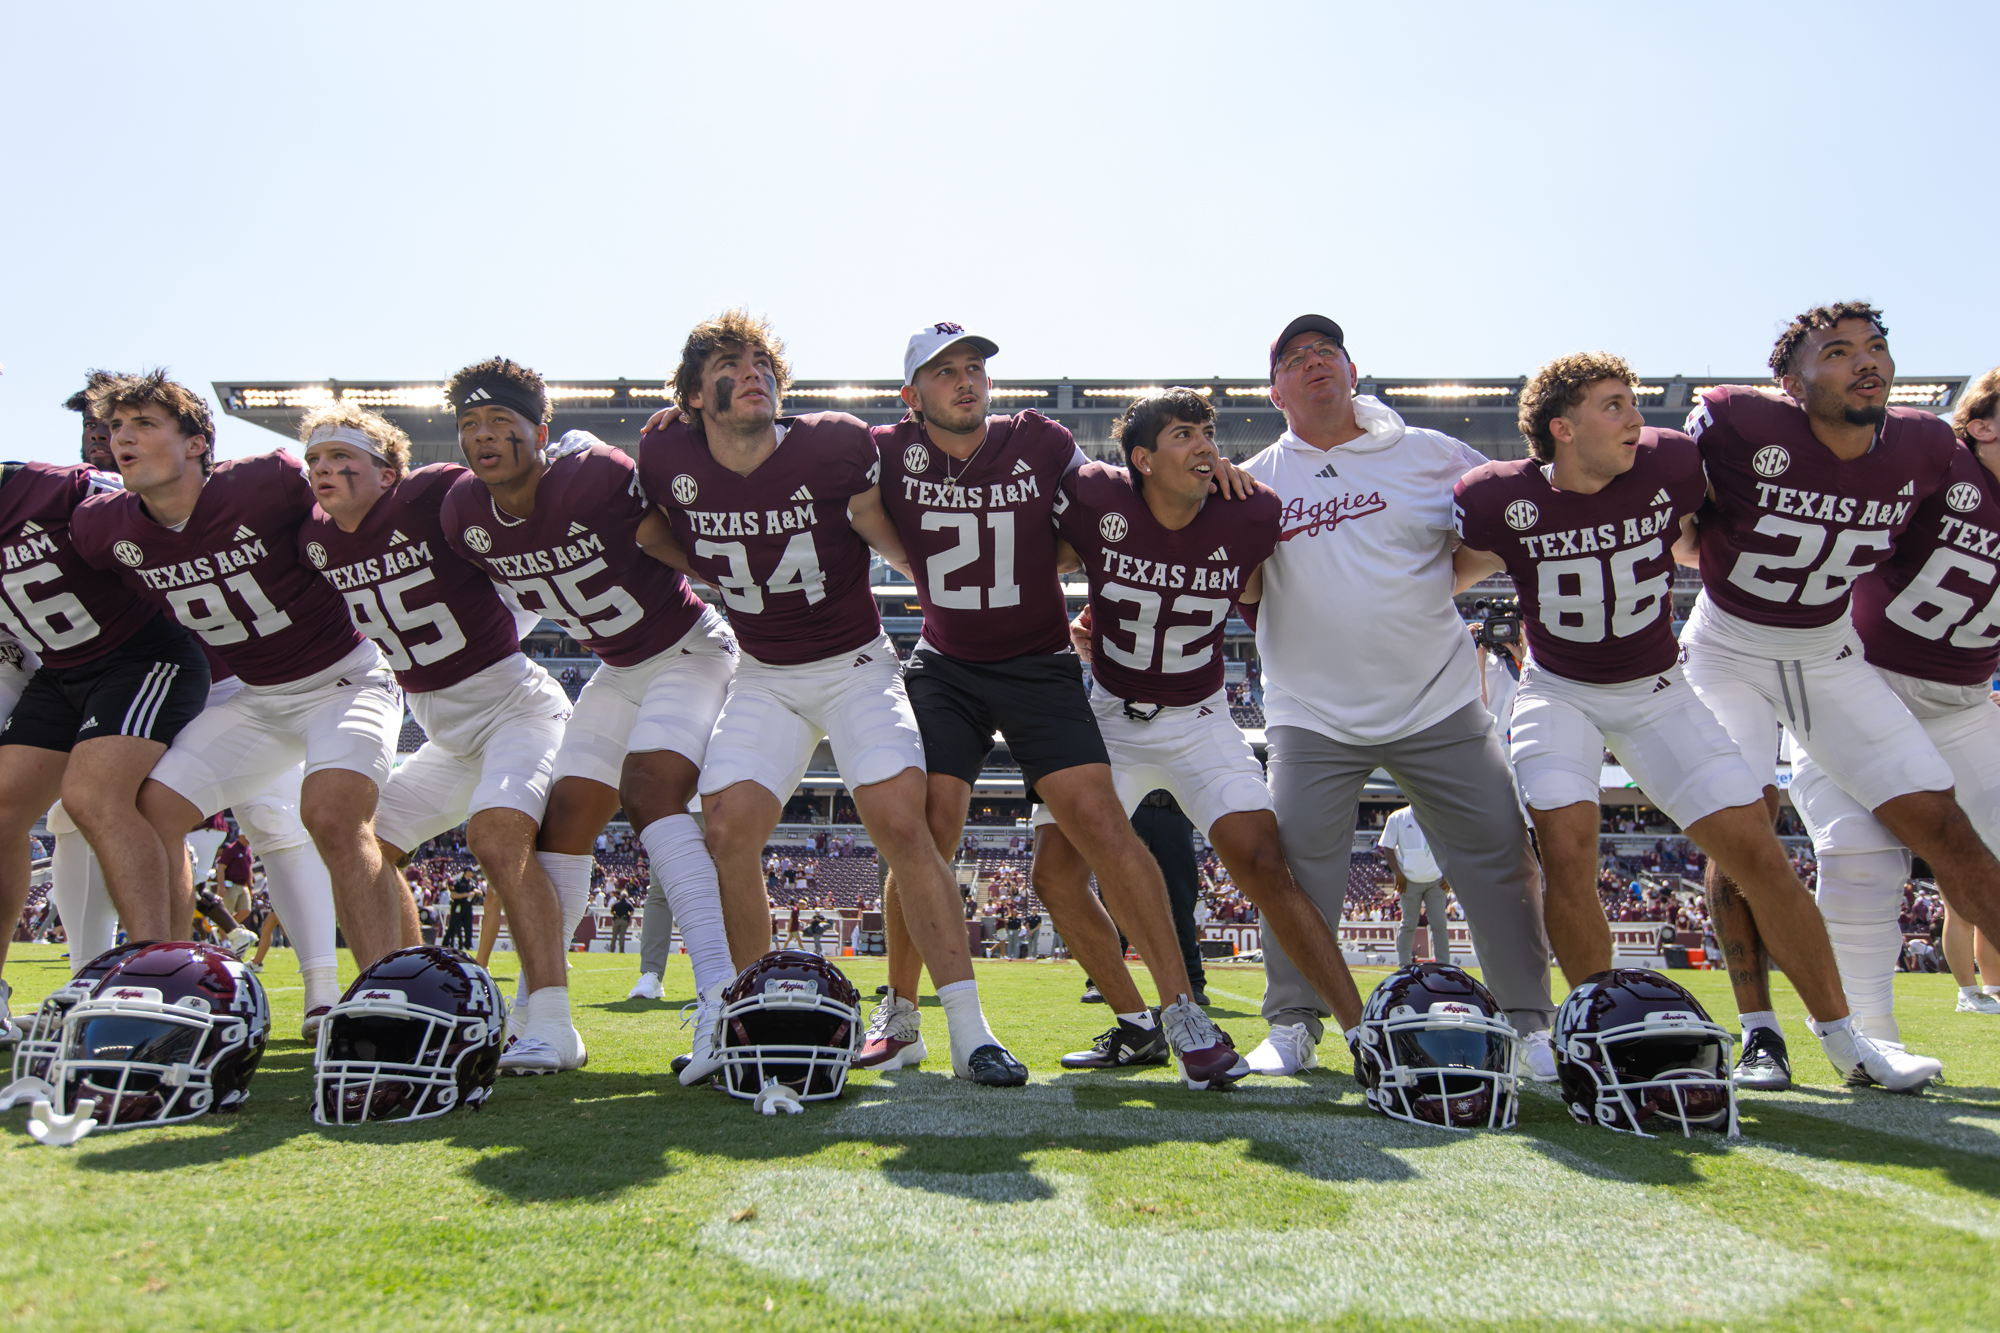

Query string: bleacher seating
1229 703 1265 727
397 717 427 753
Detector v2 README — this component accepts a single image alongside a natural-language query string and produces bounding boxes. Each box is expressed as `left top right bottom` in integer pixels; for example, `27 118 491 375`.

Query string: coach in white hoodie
1240 315 1557 1078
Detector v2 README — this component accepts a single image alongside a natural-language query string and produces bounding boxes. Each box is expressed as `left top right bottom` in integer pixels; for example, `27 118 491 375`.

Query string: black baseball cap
1269 315 1346 373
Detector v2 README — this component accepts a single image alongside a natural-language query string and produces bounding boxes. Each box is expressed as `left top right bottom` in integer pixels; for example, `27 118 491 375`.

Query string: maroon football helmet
1349 963 1520 1131
315 947 505 1125
717 950 861 1103
1555 968 1737 1137
56 942 270 1129
3 942 153 1107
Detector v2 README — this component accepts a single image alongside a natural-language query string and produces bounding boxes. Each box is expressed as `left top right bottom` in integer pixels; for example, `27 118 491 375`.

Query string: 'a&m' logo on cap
113 540 145 567
462 526 493 554
671 474 698 505
306 542 327 569
1752 445 1791 478
1947 482 1982 512
1099 513 1128 543
903 443 931 474
1504 499 1538 531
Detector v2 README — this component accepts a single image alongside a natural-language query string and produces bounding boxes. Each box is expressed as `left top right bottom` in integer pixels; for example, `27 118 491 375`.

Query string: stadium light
1081 386 1213 398
1381 385 1513 399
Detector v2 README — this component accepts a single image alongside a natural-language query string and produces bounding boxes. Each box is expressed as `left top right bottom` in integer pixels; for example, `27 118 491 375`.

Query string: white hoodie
1242 395 1486 746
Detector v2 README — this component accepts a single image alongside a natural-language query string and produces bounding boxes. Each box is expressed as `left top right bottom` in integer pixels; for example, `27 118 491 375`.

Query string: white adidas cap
903 322 1000 386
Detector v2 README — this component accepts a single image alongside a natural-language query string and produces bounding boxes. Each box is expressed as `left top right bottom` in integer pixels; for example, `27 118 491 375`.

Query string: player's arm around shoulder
1448 464 1508 591
634 508 698 579
846 484 912 580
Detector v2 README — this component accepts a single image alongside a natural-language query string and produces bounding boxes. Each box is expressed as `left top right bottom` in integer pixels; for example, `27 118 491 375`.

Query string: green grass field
3 944 1997 1332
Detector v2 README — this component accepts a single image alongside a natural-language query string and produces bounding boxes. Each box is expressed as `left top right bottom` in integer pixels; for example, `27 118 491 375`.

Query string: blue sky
4 1 1992 465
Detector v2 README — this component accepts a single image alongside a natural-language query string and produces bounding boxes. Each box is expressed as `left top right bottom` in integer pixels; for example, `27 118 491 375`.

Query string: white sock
1963 986 1985 1000
526 985 571 1043
1815 1014 1853 1036
637 814 734 994
301 964 341 1014
1739 1009 1780 1039
936 978 1000 1071
256 843 339 975
1115 1010 1156 1030
1985 986 2000 998
51 829 117 970
536 851 593 945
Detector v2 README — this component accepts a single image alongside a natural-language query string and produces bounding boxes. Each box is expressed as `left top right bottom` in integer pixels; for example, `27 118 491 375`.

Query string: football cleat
225 927 258 959
1161 996 1248 1090
958 1043 1028 1086
1955 989 2000 1015
300 1005 332 1043
855 990 926 1071
1731 1027 1792 1091
678 982 727 1086
1080 982 1104 1004
498 1035 561 1076
1191 989 1211 1007
1518 1030 1558 1083
670 1053 692 1077
1814 1022 1940 1092
627 972 664 1001
0 975 14 1047
558 1026 588 1072
1245 1022 1319 1076
1060 1015 1170 1069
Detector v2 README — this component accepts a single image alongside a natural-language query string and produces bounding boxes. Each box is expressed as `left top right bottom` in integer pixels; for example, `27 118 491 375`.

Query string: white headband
305 423 392 465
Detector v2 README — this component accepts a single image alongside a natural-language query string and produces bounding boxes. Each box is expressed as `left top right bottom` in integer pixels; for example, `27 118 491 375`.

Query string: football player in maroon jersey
75 371 407 971
862 330 1250 1083
1677 303 2000 1090
1455 352 1937 1090
302 401 583 1073
1040 389 1370 1087
1785 365 2000 1034
439 357 740 1081
65 371 119 472
639 310 1028 1086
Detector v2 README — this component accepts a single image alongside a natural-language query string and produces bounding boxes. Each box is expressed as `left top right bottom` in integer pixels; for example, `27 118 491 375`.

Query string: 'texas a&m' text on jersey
640 412 883 666
440 437 705 668
0 461 160 668
1054 461 1280 707
1685 386 1959 628
873 410 1083 661
302 463 525 695
1453 428 1706 684
71 451 366 686
1850 444 2000 687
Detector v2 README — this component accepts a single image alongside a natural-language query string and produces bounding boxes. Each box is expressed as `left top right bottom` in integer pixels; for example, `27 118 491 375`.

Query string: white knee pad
234 791 312 854
1814 846 1911 1032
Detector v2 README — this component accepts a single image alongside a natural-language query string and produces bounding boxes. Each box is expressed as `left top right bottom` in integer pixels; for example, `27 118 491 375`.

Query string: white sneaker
0 975 14 1045
628 972 664 1001
243 958 262 975
557 1026 588 1072
498 1035 561 1076
1955 989 2000 1015
678 982 727 1086
225 928 258 959
1817 1022 1942 1091
1244 1022 1319 1075
1518 1030 1558 1083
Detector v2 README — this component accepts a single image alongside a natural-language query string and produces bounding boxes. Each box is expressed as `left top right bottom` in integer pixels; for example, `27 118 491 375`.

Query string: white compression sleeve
50 829 117 971
535 851 593 946
637 814 735 994
1815 847 1913 1041
255 843 340 975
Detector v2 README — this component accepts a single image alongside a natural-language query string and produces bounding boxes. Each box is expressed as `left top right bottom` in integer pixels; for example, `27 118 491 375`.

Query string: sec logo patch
672 474 699 505
1947 482 1982 513
1504 499 1539 531
113 540 144 567
462 526 493 554
1752 445 1791 478
903 443 931 474
1099 513 1128 543
306 542 328 569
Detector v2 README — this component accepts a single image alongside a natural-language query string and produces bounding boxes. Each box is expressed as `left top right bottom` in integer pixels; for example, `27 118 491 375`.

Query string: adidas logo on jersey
18 521 42 536
792 486 814 503
1315 464 1339 479
387 530 410 545
853 653 873 667
80 716 97 729
1835 644 1853 660
1208 546 1229 561
233 524 256 541
1650 489 1671 506
1196 706 1214 717
1652 677 1671 693
567 522 589 536
1898 481 1914 496
1012 459 1033 475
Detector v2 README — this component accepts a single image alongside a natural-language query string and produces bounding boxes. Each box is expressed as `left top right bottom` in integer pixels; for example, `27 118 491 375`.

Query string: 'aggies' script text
1279 490 1387 541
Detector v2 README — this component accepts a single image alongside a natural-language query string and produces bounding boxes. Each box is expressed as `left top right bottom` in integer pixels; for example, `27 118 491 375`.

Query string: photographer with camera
1470 598 1525 730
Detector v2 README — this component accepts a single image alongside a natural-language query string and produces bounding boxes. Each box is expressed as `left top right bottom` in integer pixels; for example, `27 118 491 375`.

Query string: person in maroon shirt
1040 388 1368 1088
1454 352 1931 1090
1676 304 1996 1090
859 327 1248 1083
439 356 740 1082
74 371 406 972
1788 367 2000 1037
301 400 581 1074
638 309 1026 1086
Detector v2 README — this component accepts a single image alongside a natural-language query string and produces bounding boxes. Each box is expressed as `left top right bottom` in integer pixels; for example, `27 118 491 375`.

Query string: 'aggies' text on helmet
1555 968 1738 1138
1349 963 1520 1131
715 950 862 1105
314 947 506 1125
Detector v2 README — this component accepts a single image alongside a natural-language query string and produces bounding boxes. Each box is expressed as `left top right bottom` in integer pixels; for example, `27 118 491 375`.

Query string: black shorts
903 646 1108 796
0 614 211 753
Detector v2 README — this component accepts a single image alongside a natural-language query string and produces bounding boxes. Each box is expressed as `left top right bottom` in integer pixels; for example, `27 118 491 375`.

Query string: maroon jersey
71 451 365 686
1685 386 1958 628
0 462 159 668
640 413 883 665
216 839 254 885
441 437 705 668
1054 461 1279 706
1850 445 2000 686
1454 429 1705 684
873 411 1081 661
303 464 522 694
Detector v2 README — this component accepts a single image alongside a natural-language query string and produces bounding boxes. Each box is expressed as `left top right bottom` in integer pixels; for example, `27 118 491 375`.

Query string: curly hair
1112 388 1216 491
297 401 412 479
1768 301 1887 379
86 369 217 475
1516 352 1637 463
445 356 551 424
1954 367 2000 443
671 309 793 428
62 369 119 416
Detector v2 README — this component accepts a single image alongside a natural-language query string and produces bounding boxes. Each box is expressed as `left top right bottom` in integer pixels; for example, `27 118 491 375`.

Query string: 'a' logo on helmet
932 322 965 335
